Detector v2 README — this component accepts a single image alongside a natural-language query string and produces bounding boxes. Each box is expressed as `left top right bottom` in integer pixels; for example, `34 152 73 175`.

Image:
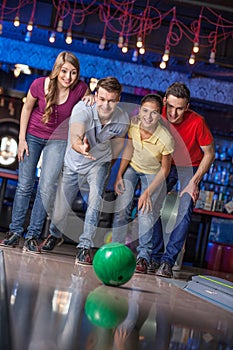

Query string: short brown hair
140 94 163 113
96 76 122 96
165 82 190 103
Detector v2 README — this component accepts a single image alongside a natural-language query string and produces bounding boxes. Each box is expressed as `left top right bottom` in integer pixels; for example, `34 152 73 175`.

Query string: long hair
42 51 80 124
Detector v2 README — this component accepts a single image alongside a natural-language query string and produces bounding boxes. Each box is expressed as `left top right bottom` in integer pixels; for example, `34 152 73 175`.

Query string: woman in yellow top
112 94 174 274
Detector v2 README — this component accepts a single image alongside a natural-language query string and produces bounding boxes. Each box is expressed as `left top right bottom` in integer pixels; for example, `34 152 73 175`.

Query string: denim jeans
49 162 110 248
112 165 166 263
10 134 67 239
151 165 198 266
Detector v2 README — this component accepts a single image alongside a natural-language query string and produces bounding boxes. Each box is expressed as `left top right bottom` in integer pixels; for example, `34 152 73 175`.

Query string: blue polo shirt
64 101 129 173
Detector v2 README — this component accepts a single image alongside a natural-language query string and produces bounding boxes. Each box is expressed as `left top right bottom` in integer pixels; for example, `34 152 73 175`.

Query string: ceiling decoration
0 0 232 107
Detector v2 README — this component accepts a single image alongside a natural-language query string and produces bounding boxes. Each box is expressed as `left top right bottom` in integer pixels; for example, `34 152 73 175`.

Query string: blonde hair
42 51 80 124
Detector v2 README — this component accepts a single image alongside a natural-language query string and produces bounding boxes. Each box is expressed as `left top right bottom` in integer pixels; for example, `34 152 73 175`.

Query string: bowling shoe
40 235 64 252
135 257 148 274
147 260 160 274
156 262 173 278
75 247 92 265
23 238 41 254
0 232 20 247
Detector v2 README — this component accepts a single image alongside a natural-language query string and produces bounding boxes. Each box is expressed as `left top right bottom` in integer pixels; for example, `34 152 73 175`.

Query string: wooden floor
0 233 233 350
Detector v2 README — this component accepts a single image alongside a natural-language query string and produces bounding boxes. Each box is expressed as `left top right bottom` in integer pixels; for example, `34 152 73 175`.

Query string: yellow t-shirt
128 120 174 174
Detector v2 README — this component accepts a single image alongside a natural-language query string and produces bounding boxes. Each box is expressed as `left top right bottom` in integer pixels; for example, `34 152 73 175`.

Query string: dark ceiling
0 0 233 82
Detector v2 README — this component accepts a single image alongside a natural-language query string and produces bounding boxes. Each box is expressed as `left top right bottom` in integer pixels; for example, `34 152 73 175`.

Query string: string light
159 60 167 69
65 30 72 44
189 53 196 65
57 18 63 32
13 15 20 27
122 41 128 53
24 31 32 42
0 2 232 66
136 36 143 48
132 49 138 62
27 0 36 32
193 42 199 54
49 31 56 43
118 34 124 48
162 49 170 62
99 36 106 50
139 45 145 55
209 50 216 64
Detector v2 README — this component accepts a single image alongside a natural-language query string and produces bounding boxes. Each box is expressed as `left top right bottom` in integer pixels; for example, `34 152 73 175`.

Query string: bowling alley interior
0 1 233 349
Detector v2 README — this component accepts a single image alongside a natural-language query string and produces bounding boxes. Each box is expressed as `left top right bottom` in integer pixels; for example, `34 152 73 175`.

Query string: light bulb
99 37 106 50
139 46 145 55
27 21 33 32
57 19 63 32
136 36 143 48
49 32 56 43
193 42 199 54
14 16 20 27
25 31 32 42
189 53 195 65
118 35 124 48
162 49 170 62
159 60 166 69
132 49 138 62
0 23 2 35
209 50 216 64
122 42 128 53
65 31 72 44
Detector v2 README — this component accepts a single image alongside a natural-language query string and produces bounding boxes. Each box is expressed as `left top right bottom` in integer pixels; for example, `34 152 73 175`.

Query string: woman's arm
138 153 172 213
18 90 37 161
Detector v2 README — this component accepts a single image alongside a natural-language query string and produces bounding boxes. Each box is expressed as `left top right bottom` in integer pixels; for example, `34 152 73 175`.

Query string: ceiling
0 0 232 79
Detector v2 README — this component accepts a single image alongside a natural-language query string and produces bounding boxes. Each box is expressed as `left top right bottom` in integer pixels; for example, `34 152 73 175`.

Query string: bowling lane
1 245 233 350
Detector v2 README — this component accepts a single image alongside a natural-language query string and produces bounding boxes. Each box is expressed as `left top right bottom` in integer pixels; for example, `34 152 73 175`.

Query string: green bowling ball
93 242 136 286
85 286 128 329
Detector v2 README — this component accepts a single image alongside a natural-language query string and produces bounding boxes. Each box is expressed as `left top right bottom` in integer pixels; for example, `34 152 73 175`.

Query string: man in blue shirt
40 77 129 264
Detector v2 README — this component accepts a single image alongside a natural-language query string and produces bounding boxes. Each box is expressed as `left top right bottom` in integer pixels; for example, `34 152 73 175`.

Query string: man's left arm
180 142 215 203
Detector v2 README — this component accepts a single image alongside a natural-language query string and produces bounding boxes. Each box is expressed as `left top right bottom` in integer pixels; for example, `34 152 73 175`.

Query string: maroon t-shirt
27 77 88 140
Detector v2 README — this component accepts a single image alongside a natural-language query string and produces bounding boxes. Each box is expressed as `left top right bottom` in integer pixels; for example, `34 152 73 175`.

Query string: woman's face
139 101 161 130
57 62 78 88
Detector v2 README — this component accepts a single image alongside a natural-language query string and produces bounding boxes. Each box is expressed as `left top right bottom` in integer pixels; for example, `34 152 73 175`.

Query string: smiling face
164 94 189 124
57 62 78 89
95 87 120 124
139 101 161 131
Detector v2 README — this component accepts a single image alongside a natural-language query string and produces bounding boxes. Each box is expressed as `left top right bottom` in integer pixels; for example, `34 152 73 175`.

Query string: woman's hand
138 190 152 213
82 94 95 106
18 139 29 161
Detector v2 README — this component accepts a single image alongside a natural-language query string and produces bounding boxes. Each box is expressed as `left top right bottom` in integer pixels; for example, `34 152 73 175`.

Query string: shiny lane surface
1 243 233 350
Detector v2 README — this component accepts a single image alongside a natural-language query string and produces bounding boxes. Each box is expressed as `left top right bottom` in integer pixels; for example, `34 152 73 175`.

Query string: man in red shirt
150 82 215 278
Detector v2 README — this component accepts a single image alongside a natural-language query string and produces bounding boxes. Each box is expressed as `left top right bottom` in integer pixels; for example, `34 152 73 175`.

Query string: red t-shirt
162 106 213 167
27 77 88 140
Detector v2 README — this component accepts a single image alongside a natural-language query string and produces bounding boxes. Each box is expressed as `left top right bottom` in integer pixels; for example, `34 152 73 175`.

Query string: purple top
27 77 88 140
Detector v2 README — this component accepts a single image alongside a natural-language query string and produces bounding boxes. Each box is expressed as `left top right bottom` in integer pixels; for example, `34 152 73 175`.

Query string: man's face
95 87 120 123
164 95 189 124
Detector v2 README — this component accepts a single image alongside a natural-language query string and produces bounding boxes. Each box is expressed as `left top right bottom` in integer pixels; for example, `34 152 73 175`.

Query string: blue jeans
112 165 166 263
49 162 110 248
151 165 198 266
10 134 67 239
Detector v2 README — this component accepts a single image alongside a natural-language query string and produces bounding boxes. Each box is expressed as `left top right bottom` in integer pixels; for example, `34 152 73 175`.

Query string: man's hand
114 174 125 195
180 181 199 204
72 136 96 160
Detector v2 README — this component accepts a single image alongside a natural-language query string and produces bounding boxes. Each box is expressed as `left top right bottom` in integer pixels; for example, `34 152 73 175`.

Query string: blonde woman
0 51 90 253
